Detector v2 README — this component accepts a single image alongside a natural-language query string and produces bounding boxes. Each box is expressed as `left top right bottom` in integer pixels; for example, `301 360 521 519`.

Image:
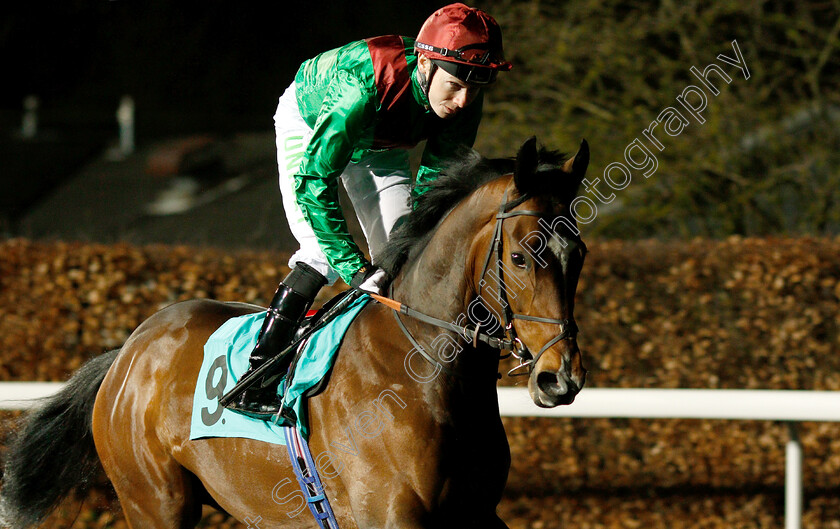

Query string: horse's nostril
536 371 568 397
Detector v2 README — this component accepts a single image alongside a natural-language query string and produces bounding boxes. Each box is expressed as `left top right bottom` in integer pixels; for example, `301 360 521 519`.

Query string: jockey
228 3 512 417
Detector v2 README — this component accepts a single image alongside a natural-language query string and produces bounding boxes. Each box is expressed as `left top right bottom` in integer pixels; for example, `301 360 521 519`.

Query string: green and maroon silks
293 35 483 284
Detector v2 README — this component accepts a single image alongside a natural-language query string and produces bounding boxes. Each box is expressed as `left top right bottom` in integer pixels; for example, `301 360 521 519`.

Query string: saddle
285 289 359 399
193 289 370 444
217 288 366 425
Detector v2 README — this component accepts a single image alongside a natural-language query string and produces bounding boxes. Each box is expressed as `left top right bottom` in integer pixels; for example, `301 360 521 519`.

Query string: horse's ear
514 136 539 193
562 139 589 188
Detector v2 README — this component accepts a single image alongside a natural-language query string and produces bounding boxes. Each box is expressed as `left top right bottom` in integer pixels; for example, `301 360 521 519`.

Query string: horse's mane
376 145 569 278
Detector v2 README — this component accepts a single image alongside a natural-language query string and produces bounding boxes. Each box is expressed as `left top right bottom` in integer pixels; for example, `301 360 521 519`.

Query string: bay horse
1 137 589 529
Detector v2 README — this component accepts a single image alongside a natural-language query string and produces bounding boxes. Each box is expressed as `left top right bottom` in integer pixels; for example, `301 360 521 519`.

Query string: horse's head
470 137 589 406
379 137 589 406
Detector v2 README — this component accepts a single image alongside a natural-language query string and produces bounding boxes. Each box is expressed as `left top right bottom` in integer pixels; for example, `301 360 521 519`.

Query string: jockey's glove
350 264 390 295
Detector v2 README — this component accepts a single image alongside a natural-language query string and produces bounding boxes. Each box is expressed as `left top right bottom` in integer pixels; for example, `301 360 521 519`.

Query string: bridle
475 191 579 375
383 188 580 378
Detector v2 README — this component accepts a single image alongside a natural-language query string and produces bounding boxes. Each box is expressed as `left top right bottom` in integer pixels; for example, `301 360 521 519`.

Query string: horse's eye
511 252 527 268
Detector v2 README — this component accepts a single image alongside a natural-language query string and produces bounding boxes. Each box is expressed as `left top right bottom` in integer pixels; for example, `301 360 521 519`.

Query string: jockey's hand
350 265 390 295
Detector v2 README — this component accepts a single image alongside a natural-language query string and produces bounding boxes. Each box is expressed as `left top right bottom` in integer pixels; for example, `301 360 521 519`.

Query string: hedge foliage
478 0 840 238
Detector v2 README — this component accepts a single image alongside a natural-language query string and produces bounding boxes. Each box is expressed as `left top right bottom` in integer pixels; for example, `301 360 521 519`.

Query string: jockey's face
418 54 481 119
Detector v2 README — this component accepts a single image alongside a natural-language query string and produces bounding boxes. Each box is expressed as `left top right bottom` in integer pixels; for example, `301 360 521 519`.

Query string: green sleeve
413 92 484 201
295 71 376 284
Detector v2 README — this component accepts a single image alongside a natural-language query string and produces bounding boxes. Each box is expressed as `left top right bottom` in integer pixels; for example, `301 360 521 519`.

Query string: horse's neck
393 200 481 326
391 184 504 389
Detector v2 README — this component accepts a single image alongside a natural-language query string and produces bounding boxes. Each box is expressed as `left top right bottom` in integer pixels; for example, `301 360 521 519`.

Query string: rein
371 189 578 378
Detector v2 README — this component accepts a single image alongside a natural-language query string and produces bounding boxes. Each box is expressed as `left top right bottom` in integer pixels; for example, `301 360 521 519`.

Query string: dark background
3 1 839 243
2 1 440 136
0 1 441 244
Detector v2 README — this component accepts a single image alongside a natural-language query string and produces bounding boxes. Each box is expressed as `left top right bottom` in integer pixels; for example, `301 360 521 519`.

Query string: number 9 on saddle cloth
190 290 370 444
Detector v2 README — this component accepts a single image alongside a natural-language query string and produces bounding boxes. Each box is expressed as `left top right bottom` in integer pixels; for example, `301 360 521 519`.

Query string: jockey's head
415 3 512 119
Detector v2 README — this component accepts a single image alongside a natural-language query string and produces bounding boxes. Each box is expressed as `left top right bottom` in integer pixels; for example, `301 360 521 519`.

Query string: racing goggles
417 41 506 85
432 58 498 85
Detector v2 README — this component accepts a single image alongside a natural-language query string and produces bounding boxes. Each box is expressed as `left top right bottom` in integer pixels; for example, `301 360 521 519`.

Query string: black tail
0 349 119 529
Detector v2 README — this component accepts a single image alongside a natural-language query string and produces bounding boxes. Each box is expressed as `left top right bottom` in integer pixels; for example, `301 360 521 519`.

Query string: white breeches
273 82 412 285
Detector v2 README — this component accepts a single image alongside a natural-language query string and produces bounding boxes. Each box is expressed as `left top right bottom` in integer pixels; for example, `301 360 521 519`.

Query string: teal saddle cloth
189 293 370 445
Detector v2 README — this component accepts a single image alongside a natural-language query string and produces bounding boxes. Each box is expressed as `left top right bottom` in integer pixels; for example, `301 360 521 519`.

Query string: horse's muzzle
528 345 586 407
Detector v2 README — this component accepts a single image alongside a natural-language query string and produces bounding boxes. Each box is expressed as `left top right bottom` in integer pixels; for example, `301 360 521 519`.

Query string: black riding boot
227 262 327 418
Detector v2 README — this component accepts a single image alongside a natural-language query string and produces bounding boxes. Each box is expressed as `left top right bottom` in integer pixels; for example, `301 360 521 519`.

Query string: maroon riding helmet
415 2 512 86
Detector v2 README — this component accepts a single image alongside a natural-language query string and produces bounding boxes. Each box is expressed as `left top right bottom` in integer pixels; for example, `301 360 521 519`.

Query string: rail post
786 422 802 529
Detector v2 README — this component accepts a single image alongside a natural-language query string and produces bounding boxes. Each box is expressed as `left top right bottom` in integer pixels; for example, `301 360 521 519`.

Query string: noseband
382 189 578 378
